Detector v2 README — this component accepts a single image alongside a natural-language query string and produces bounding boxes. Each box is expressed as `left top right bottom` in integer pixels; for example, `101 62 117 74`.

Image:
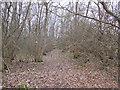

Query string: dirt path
3 49 118 88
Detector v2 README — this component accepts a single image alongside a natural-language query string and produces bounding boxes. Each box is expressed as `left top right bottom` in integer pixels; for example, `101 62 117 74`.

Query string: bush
58 25 118 67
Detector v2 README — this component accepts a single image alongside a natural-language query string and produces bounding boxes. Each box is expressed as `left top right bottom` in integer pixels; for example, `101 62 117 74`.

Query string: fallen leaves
3 49 118 88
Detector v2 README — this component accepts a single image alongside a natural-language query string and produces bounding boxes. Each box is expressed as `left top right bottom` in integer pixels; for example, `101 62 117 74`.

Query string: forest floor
3 49 118 88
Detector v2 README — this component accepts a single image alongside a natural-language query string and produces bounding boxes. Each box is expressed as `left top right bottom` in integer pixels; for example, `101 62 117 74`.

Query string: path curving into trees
3 49 118 88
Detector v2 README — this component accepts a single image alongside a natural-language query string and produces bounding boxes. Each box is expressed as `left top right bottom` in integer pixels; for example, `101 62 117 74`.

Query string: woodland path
3 49 118 88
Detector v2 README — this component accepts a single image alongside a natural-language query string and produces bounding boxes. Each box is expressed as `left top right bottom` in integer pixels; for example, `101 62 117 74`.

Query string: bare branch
58 4 120 29
100 2 120 23
86 1 91 16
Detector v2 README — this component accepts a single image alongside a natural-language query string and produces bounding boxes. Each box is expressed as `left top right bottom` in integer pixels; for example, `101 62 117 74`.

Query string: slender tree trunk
39 2 48 60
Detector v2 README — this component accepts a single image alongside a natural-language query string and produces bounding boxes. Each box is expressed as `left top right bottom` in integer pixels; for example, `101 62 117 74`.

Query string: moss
1 69 8 73
35 58 43 62
79 64 86 68
19 82 27 88
19 82 35 88
73 54 80 59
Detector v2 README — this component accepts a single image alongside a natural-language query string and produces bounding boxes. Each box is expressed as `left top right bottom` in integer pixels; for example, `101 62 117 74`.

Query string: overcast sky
56 0 120 5
1 0 119 3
